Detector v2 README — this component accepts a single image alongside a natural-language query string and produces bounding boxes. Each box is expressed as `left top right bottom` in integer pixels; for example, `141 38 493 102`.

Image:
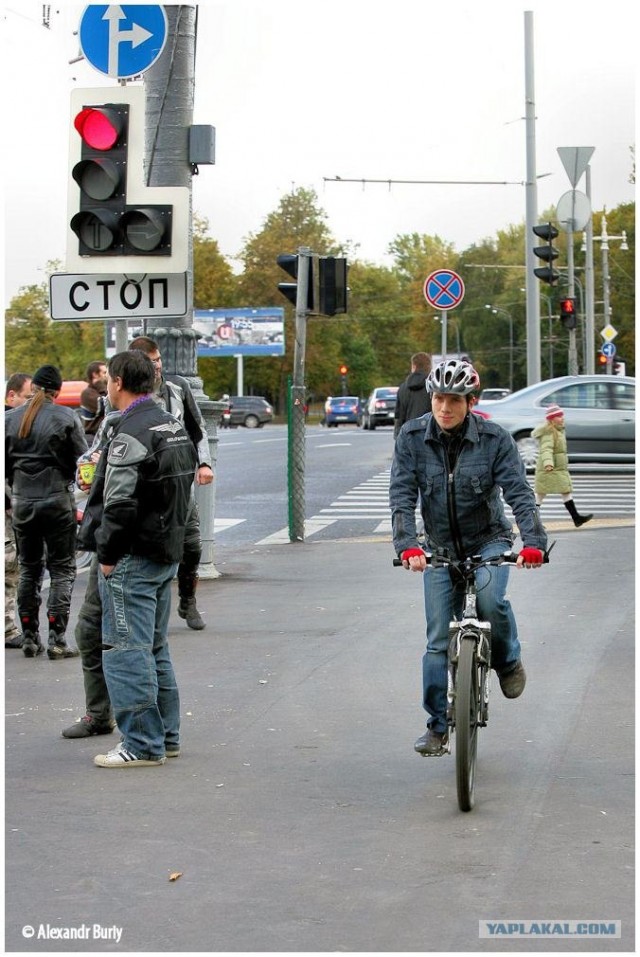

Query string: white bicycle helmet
426 359 480 395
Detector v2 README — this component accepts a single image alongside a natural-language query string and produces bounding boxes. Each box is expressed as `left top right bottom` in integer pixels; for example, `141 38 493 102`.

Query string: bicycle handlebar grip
392 553 431 567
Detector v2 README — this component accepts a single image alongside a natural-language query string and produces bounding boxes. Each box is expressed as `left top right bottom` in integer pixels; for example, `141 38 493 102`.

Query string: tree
193 214 239 309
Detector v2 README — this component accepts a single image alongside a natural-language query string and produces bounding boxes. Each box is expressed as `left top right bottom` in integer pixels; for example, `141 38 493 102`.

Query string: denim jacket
390 412 547 558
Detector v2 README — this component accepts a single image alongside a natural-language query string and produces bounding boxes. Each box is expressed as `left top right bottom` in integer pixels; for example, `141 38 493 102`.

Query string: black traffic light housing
276 253 314 309
319 257 348 316
559 297 577 330
70 101 172 258
277 253 348 315
532 223 560 285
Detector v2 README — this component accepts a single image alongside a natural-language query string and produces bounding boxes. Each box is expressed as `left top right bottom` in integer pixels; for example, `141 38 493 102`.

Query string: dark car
362 387 399 430
474 374 635 466
324 395 362 427
228 396 273 428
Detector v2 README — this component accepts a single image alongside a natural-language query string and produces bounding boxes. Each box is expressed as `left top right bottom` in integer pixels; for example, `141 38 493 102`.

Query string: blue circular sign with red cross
423 270 465 311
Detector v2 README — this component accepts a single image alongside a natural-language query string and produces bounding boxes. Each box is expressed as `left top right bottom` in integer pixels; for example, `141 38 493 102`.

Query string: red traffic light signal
339 364 348 376
559 297 577 330
597 352 608 366
66 87 189 273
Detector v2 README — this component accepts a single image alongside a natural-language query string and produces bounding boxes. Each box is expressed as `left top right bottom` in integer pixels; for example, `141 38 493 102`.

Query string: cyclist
389 359 548 757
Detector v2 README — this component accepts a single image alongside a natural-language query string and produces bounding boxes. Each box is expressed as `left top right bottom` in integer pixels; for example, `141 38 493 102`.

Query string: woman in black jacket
5 365 87 658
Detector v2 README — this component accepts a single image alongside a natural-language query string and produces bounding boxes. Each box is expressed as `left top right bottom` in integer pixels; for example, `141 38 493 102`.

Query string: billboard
194 308 285 357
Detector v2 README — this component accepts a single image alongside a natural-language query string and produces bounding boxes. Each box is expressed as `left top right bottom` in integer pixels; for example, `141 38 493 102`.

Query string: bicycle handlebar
392 543 554 569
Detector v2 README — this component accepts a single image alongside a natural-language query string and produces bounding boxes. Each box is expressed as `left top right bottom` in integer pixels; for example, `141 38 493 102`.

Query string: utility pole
524 11 541 385
289 249 311 542
143 6 224 575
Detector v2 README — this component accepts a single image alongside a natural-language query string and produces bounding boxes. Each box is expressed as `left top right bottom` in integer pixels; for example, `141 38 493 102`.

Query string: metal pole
566 231 579 375
509 315 514 391
441 310 447 360
601 214 613 375
289 247 310 541
524 11 541 385
584 165 596 373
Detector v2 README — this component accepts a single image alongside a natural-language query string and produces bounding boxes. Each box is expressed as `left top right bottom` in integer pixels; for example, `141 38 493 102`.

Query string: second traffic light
532 222 560 285
66 87 189 274
277 253 348 315
559 297 577 330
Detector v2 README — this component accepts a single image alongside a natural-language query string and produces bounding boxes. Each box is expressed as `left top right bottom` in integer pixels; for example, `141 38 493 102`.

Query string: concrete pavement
4 527 635 952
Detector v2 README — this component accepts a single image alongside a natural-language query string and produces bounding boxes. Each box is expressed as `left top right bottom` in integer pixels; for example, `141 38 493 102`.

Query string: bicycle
394 547 552 812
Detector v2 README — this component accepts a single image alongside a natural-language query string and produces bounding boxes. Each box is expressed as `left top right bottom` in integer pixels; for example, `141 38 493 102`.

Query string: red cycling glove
401 548 425 562
519 547 544 564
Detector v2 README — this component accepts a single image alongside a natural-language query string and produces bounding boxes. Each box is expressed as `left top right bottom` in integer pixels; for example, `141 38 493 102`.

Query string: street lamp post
485 305 514 391
582 208 628 374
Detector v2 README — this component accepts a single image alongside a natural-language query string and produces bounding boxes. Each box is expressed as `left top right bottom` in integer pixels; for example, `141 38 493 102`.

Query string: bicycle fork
447 619 493 738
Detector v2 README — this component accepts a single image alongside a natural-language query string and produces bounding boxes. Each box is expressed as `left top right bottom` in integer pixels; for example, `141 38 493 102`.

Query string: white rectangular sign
49 272 187 321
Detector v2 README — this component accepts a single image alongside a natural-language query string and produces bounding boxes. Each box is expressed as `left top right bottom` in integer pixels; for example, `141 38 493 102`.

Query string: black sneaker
61 715 116 739
5 634 24 649
498 660 527 699
414 729 449 756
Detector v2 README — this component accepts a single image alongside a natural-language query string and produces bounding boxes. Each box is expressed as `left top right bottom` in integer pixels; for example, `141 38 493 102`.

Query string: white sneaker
94 745 166 768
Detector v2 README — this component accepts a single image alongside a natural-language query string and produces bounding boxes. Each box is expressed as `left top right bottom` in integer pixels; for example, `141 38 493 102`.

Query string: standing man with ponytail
5 365 87 658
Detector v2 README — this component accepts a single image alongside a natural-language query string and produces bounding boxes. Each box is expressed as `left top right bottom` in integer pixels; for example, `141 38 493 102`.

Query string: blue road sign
79 5 168 79
423 269 465 311
601 341 616 358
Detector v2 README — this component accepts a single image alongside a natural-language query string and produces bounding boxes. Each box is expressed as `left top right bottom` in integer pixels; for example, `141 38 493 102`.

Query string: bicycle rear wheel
455 636 481 811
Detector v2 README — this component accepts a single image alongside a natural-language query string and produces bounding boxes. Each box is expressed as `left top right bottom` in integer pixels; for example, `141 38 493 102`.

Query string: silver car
474 375 635 467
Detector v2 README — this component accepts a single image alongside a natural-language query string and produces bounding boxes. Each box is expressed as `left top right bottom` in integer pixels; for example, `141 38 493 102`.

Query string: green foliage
5 193 635 395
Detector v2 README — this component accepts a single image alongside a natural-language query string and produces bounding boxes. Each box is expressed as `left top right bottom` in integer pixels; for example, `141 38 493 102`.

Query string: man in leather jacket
129 336 213 631
390 359 548 757
80 350 197 768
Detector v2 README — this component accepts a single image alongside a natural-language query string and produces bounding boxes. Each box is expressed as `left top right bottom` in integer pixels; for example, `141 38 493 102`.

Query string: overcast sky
1 0 636 307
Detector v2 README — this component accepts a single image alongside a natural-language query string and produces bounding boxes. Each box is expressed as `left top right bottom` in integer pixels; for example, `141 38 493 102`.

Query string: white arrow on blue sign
79 5 168 80
601 341 616 358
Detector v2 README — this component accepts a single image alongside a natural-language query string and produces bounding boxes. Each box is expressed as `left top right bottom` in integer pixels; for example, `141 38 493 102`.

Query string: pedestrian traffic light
318 257 348 316
276 253 314 309
66 87 189 274
559 297 577 330
532 223 560 285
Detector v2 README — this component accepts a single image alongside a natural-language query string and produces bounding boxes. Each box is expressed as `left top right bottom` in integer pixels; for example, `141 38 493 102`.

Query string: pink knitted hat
545 404 564 420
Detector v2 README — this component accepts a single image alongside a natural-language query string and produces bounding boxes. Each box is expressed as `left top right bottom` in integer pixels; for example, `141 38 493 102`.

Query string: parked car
361 387 399 430
228 395 273 428
474 375 635 466
479 388 511 401
324 395 362 427
53 380 85 408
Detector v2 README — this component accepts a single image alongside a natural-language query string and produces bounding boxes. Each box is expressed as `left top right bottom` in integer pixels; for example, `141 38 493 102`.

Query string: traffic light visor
532 223 559 241
74 107 122 150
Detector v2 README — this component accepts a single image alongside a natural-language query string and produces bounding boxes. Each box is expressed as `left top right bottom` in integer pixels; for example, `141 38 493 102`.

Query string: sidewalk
4 530 635 953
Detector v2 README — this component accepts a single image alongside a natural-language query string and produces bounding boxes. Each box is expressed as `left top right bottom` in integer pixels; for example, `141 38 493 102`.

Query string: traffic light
339 364 348 376
559 297 577 330
532 223 560 285
597 352 608 367
66 87 189 274
276 253 314 309
318 258 348 316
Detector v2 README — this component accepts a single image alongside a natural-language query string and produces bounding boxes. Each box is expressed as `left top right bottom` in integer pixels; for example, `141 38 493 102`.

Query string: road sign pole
440 310 447 361
566 230 579 375
289 248 311 543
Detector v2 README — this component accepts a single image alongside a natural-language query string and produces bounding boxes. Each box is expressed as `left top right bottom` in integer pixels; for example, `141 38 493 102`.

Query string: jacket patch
149 421 183 434
110 441 129 459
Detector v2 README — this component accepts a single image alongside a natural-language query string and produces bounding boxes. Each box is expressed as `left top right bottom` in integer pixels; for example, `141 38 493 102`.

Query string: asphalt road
4 522 634 953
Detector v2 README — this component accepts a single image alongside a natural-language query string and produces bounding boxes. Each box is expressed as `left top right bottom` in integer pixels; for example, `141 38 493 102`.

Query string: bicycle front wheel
455 636 481 812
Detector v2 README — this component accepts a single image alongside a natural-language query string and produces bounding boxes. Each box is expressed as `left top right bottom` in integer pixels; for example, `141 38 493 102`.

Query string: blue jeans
421 540 520 733
98 555 180 760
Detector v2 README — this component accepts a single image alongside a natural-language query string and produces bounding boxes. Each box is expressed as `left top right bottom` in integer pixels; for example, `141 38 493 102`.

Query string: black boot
564 499 593 528
177 573 205 631
21 616 44 658
47 613 80 660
